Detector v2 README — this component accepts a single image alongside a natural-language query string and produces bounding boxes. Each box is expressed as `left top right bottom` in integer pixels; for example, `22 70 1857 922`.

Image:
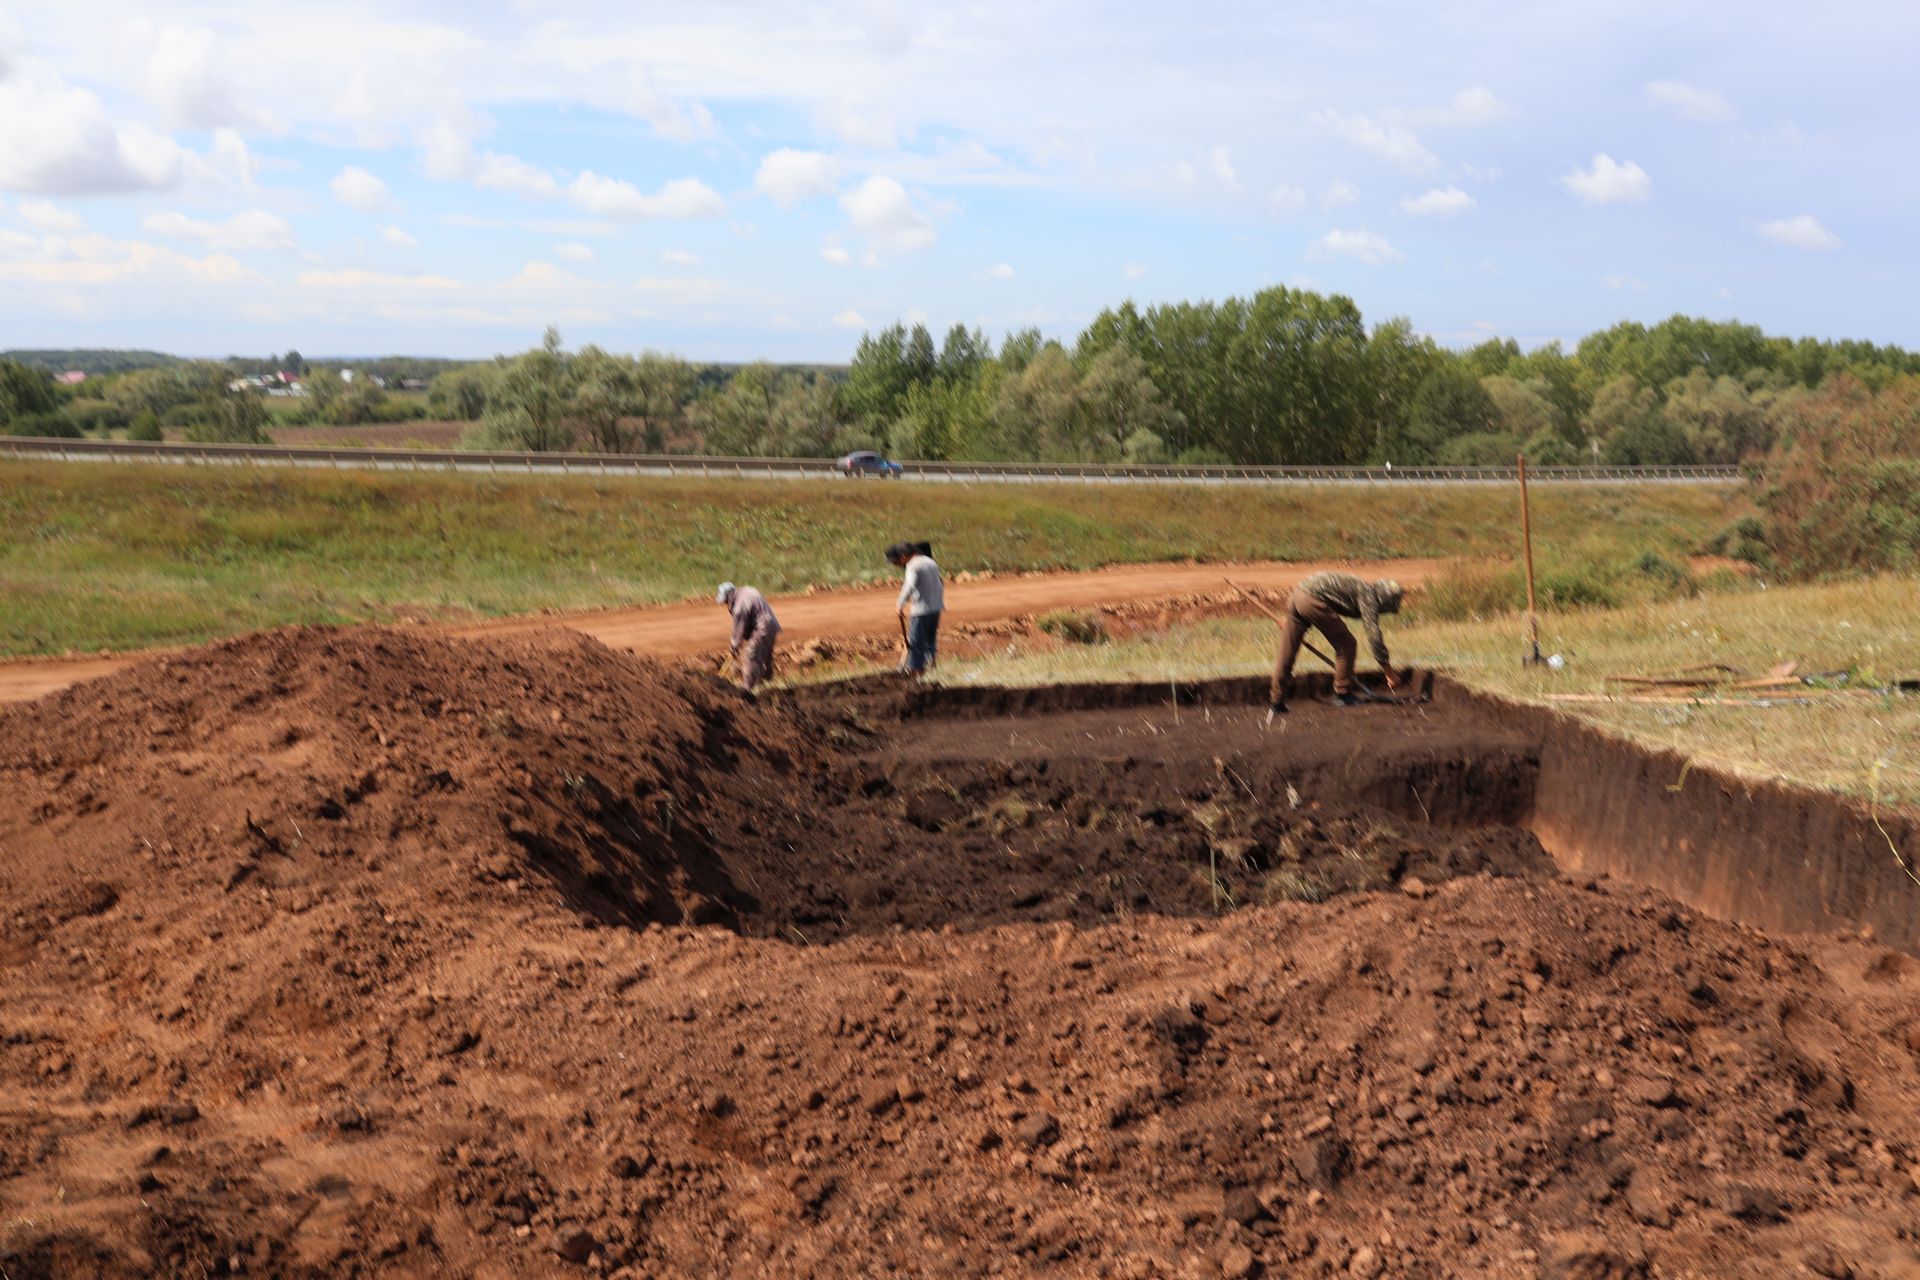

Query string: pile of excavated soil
2 628 1919 1278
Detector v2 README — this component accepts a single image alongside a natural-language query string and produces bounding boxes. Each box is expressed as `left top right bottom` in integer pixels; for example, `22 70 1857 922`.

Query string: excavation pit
5 626 1920 1278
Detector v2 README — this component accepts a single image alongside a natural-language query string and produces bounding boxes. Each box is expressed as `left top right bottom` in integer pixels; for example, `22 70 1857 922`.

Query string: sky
0 1 1913 362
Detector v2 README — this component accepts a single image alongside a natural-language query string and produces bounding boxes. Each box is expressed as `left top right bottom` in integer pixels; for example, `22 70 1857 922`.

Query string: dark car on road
838 450 904 478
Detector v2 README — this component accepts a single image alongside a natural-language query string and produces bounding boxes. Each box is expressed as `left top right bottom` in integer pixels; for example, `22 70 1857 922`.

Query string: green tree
1075 345 1183 461
998 327 1044 376
630 352 696 452
905 324 938 385
0 358 58 427
184 367 270 443
990 344 1079 460
1482 376 1559 443
428 365 496 420
103 366 198 419
938 324 991 384
303 367 345 420
471 328 575 451
843 324 914 427
1660 370 1777 463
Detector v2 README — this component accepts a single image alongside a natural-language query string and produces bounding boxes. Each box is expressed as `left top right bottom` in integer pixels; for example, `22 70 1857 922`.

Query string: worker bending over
1270 572 1404 714
716 582 781 691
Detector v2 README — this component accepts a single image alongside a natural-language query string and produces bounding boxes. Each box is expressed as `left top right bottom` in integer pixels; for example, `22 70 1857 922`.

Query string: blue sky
0 1 1912 361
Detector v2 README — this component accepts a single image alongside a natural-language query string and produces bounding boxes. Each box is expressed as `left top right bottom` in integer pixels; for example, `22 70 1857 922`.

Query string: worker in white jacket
887 540 943 677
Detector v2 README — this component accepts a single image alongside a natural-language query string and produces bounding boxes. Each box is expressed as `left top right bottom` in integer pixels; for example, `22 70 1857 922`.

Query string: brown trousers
1271 587 1357 703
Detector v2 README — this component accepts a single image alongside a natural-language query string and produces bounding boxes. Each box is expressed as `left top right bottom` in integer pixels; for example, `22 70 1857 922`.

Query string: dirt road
0 557 1446 705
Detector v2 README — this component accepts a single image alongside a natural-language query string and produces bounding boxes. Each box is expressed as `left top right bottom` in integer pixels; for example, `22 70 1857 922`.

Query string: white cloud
0 57 196 195
554 242 595 263
1314 228 1402 264
474 151 559 198
1646 80 1736 124
979 262 1015 280
331 165 391 212
1560 154 1651 205
754 148 839 208
208 129 259 187
19 199 84 232
633 275 727 299
1269 184 1306 215
1758 214 1841 251
619 74 715 144
817 98 898 149
840 175 935 252
567 172 727 220
297 267 460 290
142 208 297 252
0 230 264 288
382 225 418 249
1602 273 1652 291
661 248 700 265
1208 145 1238 189
820 244 852 266
1401 186 1475 217
1399 86 1512 129
1322 180 1360 209
1124 262 1147 280
1311 110 1436 172
143 25 251 130
832 308 868 328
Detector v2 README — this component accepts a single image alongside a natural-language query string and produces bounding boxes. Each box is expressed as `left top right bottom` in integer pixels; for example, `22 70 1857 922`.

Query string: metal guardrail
0 435 1746 485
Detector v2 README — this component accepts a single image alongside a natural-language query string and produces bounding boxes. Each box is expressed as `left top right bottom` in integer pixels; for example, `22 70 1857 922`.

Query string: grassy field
935 576 1920 807
0 461 1742 656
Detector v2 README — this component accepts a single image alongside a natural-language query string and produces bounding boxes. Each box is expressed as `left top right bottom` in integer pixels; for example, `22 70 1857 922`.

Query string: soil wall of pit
1433 677 1920 953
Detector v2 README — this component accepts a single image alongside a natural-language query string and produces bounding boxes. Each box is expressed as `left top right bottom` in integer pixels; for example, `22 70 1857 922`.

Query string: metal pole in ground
1519 452 1544 666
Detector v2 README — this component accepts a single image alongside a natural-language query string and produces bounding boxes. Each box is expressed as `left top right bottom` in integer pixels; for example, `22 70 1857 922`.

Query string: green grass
0 462 1742 657
934 577 1920 808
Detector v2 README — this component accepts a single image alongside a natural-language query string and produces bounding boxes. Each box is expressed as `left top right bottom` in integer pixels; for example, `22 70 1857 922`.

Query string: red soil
2 627 1918 1278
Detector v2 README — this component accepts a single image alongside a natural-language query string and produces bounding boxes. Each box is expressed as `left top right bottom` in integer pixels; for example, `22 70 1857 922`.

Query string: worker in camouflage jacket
1270 572 1404 713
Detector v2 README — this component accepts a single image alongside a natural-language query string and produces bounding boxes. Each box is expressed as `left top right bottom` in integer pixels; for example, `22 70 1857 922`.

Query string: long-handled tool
896 611 910 671
1518 453 1545 667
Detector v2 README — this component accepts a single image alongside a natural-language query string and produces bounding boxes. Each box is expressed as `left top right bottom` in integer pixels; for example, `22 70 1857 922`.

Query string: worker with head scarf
716 582 781 691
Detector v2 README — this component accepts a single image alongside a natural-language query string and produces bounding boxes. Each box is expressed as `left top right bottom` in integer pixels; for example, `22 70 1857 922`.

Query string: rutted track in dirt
3 628 1920 1278
0 557 1448 706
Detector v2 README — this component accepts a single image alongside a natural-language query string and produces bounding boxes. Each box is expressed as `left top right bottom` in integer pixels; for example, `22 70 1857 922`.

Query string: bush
1436 431 1522 466
1756 376 1920 577
1631 550 1690 590
4 411 78 438
162 404 211 428
63 399 130 434
1413 561 1522 622
1706 514 1769 566
1535 564 1621 610
1174 445 1233 466
1036 610 1109 644
127 412 163 442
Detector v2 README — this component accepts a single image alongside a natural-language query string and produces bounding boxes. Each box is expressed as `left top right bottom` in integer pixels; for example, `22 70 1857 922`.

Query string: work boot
1332 692 1364 707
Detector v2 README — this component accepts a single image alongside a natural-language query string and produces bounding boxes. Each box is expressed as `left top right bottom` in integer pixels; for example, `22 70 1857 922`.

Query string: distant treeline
3 349 180 375
422 295 1920 468
7 288 1920 469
